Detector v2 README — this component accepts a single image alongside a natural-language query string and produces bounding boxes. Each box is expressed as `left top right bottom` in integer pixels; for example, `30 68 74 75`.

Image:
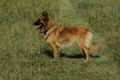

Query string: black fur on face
33 19 41 25
33 19 44 30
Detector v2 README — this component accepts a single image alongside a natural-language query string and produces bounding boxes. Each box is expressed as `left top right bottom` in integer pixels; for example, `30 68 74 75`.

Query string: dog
33 11 100 61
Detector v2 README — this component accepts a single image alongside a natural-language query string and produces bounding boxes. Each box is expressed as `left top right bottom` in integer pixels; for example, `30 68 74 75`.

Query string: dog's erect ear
42 11 48 17
42 11 49 22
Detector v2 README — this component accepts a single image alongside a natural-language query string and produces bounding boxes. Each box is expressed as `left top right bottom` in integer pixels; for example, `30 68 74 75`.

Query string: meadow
0 0 120 80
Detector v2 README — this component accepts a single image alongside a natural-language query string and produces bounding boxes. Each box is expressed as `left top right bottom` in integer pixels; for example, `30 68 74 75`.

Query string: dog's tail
86 32 101 53
89 42 101 53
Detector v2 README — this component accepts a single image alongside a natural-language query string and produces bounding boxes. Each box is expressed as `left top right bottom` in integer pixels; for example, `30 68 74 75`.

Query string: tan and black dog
33 11 100 61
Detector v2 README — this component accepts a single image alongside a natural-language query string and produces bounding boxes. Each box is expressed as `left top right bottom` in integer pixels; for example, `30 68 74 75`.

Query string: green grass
0 0 120 80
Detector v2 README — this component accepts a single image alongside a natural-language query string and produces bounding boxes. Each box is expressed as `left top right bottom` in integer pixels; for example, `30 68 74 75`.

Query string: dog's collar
44 25 57 40
44 30 48 35
44 25 57 35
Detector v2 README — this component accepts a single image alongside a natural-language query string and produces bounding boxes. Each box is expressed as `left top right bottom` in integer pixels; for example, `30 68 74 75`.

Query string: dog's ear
42 11 48 17
42 11 49 22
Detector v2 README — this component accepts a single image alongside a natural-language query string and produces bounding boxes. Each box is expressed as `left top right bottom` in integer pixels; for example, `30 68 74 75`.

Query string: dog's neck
44 25 58 40
44 24 55 35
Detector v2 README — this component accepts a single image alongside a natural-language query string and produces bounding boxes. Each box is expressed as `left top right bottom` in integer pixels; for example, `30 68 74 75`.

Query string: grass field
0 0 120 80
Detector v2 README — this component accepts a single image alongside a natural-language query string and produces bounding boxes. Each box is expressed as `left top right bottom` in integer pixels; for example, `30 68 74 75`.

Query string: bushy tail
85 31 101 53
89 42 101 53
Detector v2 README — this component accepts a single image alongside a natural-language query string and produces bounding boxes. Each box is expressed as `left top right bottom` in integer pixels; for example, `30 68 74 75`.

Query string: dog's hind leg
49 42 59 58
76 39 90 61
82 46 90 61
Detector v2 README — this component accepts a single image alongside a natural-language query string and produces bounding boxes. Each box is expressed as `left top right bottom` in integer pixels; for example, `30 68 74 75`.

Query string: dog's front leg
49 42 59 58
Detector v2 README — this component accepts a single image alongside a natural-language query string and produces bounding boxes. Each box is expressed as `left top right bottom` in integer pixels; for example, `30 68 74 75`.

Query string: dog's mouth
36 24 42 30
34 23 44 30
33 20 43 30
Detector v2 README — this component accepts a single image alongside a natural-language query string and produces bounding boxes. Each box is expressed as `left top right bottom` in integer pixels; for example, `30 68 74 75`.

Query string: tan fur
89 42 101 53
34 11 101 61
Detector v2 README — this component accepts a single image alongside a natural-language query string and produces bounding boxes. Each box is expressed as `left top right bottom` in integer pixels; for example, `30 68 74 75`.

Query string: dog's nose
33 21 38 25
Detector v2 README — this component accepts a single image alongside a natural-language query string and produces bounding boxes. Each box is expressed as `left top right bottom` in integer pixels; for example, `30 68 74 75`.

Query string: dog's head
33 11 49 32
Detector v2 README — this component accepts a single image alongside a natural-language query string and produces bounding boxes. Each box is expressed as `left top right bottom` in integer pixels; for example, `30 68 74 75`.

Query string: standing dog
33 11 100 61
